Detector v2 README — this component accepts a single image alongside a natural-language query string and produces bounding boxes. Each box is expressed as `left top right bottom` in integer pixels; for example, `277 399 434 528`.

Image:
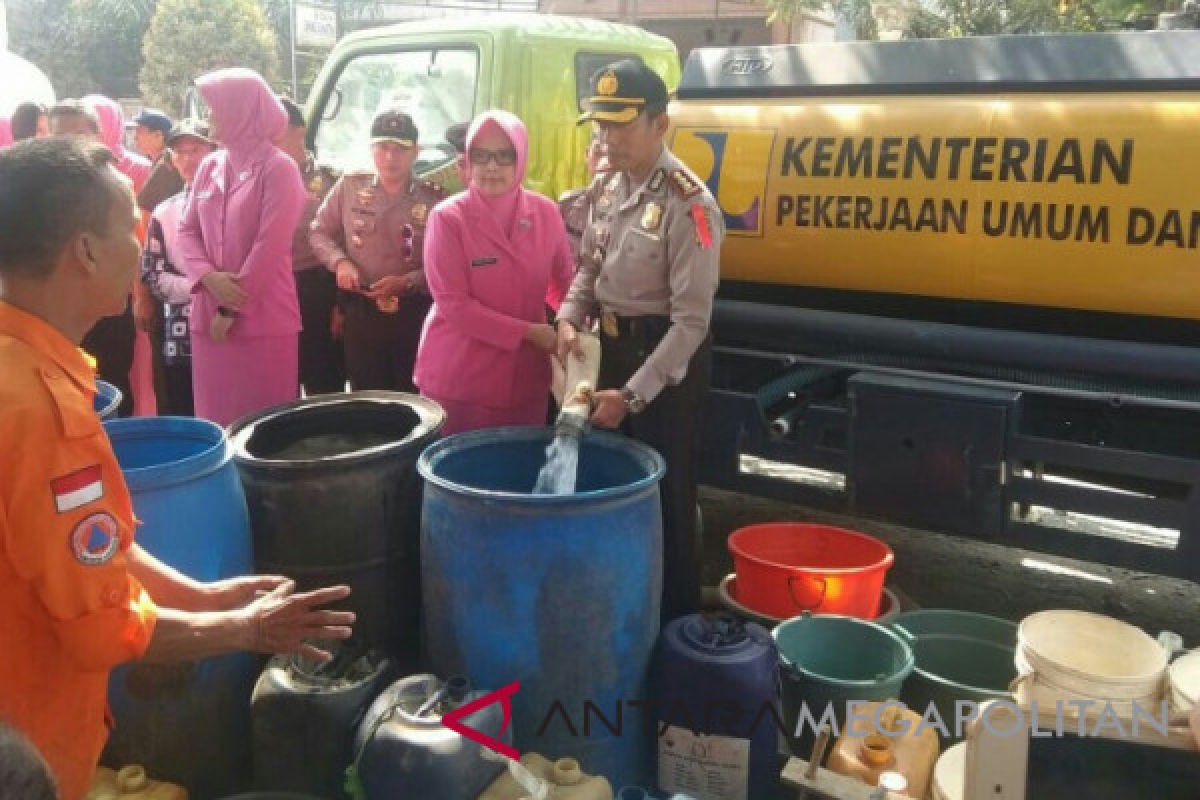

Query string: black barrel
228 392 444 670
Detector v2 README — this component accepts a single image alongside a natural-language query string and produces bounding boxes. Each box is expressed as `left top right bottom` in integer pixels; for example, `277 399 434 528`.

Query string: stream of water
533 433 581 495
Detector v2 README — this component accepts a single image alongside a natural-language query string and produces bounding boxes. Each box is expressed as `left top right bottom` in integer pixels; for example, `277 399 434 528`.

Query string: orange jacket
0 300 157 800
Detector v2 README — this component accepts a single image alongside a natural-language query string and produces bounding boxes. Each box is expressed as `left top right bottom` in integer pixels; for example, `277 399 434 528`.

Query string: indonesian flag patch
51 465 104 513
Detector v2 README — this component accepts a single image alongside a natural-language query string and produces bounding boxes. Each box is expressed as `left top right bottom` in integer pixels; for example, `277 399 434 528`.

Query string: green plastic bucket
773 613 914 757
889 610 1017 742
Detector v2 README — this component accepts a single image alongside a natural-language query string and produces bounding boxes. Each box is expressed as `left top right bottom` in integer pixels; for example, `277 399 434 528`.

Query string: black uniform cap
166 118 213 147
371 110 418 147
578 59 669 125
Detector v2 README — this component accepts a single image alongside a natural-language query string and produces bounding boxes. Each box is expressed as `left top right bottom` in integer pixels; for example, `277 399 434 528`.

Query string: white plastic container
85 766 188 800
478 753 612 800
1168 648 1200 712
1015 610 1167 708
930 742 965 800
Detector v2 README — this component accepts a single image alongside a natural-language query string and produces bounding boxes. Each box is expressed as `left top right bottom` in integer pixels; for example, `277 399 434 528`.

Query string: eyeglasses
468 148 518 167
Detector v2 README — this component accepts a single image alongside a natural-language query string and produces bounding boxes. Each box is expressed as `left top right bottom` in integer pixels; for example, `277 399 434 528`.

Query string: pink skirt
425 393 548 436
191 333 298 427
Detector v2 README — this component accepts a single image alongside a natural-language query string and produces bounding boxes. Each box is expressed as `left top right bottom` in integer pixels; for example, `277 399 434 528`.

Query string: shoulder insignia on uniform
670 169 702 199
647 168 666 194
691 203 714 249
70 511 120 566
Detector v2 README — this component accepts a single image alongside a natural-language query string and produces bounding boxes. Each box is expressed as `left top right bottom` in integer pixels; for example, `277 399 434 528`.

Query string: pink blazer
415 189 575 409
177 144 306 339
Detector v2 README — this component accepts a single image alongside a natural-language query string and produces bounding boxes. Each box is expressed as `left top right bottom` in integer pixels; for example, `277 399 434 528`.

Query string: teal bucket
773 613 914 758
889 610 1017 742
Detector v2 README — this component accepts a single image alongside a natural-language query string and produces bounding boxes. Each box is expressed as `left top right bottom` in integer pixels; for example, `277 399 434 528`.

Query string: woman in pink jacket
84 94 157 416
177 68 307 426
415 110 575 435
83 95 152 191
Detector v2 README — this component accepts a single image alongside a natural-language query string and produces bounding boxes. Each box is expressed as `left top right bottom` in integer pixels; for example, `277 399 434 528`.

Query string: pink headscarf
82 94 151 190
0 117 12 148
196 68 288 171
464 110 529 240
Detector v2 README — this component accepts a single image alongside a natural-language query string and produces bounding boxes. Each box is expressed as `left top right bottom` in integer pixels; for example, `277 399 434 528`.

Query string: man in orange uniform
0 138 356 800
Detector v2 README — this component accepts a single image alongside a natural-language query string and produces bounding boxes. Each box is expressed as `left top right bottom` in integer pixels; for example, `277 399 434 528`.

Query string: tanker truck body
671 32 1200 582
305 20 1200 582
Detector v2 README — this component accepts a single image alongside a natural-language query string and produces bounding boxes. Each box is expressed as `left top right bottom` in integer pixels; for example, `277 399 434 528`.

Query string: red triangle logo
441 680 521 760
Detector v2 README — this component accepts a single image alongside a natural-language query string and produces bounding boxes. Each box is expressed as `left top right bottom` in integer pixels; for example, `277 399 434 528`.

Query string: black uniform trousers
296 267 346 395
161 361 194 416
82 302 135 417
599 315 712 623
340 292 430 392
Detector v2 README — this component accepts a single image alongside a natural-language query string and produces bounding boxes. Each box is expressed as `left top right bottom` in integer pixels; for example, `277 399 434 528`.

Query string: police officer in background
556 60 723 622
278 97 345 395
309 110 445 391
558 133 609 262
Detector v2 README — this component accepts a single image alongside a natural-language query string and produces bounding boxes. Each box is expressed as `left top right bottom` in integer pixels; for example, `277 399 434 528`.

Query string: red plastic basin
727 523 894 619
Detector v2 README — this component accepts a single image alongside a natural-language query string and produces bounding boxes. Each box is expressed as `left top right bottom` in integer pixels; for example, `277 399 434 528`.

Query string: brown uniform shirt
558 147 723 402
308 171 445 291
293 155 339 272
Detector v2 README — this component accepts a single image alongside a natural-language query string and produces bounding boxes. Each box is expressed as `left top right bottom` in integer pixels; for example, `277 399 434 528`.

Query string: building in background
538 0 835 58
342 1 834 63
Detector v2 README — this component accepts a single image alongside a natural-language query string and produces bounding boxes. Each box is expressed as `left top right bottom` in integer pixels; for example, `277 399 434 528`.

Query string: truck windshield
313 47 478 174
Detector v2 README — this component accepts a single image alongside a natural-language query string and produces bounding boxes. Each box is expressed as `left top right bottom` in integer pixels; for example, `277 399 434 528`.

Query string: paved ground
699 487 1200 646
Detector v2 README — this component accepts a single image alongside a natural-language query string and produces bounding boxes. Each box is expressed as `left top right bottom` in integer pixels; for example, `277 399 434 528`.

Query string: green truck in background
303 14 680 199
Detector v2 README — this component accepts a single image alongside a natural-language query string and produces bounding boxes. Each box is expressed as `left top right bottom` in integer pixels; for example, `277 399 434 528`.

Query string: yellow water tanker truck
671 32 1200 329
669 32 1200 583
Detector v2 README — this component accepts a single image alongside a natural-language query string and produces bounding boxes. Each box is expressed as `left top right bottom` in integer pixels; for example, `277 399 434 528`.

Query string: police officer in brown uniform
557 60 723 622
309 110 445 391
558 134 609 263
278 97 345 395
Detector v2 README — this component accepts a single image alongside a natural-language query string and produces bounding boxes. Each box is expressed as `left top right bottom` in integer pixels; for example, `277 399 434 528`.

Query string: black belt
599 311 670 341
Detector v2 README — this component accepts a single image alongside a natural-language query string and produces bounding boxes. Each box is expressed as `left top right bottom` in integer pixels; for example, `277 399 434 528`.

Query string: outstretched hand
237 580 354 663
204 574 291 611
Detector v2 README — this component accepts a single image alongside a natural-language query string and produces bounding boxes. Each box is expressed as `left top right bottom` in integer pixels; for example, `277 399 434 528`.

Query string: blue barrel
94 379 122 420
102 416 257 798
655 613 782 800
419 427 665 790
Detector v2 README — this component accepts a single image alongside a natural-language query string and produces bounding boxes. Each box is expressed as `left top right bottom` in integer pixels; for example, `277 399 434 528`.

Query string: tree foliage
7 0 94 97
899 0 1177 36
766 0 882 40
139 0 280 116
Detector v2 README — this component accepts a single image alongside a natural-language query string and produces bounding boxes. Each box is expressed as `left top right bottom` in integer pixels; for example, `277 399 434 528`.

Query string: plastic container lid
931 742 966 800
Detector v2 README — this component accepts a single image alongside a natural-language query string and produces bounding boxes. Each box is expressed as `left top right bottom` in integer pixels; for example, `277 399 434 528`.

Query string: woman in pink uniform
415 110 575 435
83 95 159 416
82 95 152 189
177 68 307 426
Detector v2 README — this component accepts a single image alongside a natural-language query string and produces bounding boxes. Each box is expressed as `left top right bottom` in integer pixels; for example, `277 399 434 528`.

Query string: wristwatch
216 306 236 318
620 387 647 415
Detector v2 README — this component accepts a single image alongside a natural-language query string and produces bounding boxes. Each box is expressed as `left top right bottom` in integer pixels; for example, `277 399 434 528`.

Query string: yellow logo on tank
672 127 776 237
